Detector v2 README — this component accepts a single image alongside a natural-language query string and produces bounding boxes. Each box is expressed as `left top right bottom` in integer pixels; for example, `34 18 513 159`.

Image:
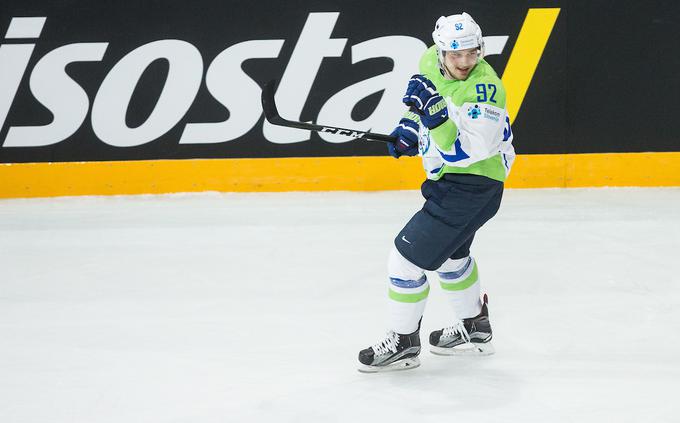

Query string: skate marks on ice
0 188 679 423
242 354 521 422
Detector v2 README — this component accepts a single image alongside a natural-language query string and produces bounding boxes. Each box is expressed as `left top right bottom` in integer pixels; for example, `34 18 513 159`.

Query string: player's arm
385 49 435 159
404 75 507 167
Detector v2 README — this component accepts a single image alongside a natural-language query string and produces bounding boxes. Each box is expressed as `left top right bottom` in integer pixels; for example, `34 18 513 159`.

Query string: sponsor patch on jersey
482 107 501 122
467 105 481 119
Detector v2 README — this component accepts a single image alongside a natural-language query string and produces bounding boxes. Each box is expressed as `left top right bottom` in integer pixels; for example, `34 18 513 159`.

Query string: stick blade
261 79 282 124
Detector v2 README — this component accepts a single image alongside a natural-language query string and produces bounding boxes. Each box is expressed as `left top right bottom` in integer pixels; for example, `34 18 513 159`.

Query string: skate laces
442 320 471 343
372 331 400 355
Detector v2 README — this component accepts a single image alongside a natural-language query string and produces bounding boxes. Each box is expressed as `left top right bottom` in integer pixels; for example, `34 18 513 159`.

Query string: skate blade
430 342 495 356
357 357 421 373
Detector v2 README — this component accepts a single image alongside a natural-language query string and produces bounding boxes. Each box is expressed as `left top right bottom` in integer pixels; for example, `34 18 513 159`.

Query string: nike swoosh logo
401 235 411 244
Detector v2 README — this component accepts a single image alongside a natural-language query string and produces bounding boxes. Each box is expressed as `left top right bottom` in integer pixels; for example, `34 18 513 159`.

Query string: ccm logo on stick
320 128 366 138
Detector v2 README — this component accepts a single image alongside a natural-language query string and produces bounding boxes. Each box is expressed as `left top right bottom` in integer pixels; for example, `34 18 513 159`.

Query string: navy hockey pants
394 173 504 271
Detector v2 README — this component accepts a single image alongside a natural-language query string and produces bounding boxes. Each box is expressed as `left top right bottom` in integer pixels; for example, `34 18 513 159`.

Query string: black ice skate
358 327 421 373
429 294 495 356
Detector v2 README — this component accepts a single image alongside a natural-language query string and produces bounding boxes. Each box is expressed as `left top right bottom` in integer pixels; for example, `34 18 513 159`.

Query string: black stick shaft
261 80 397 144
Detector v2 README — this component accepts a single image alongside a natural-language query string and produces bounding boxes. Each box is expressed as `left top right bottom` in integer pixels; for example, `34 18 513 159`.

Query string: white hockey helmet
432 12 485 64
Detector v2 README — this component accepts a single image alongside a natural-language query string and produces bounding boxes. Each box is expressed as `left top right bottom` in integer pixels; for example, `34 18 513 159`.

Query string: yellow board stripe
1 152 679 198
502 8 561 123
509 152 680 188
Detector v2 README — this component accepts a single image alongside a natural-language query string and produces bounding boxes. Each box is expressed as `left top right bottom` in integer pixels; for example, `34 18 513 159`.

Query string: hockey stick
261 80 396 144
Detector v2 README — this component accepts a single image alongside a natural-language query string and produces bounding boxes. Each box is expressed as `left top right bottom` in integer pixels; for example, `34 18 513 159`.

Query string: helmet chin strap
441 61 455 80
437 51 455 80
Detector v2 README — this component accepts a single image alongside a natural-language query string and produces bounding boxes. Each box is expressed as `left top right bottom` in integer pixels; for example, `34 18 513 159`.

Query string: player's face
444 48 480 80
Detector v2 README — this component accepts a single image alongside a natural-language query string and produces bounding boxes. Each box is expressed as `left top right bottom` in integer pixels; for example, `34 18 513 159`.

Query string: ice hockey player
358 12 515 372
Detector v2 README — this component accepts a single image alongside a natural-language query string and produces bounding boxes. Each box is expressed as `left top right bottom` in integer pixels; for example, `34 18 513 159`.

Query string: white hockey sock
387 248 428 334
437 256 482 320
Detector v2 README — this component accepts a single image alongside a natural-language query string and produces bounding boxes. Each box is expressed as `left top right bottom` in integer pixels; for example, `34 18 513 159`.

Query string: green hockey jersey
412 46 515 182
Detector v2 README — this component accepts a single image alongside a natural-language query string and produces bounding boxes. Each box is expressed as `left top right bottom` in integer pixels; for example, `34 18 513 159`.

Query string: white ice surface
1 188 679 423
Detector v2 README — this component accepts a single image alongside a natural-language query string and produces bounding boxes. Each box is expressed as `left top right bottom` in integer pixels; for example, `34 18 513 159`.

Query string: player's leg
421 174 503 355
357 248 427 373
429 239 494 355
394 174 503 356
358 174 503 371
439 237 483 321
